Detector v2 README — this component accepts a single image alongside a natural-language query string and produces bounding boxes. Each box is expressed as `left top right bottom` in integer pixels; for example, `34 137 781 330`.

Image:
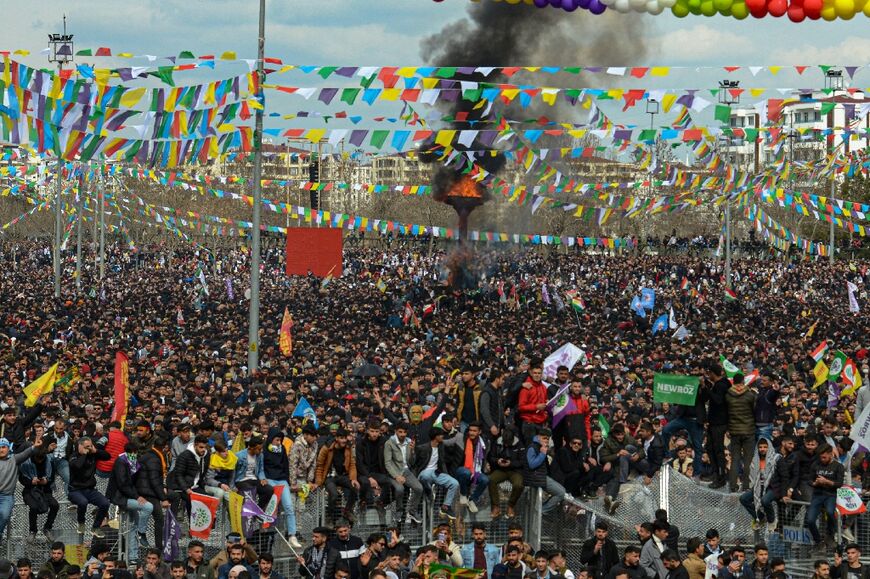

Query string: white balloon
630 0 646 8
646 0 665 12
614 0 632 11
660 0 677 7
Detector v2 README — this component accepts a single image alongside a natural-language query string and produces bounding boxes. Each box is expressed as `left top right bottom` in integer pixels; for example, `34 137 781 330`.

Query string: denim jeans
50 457 71 494
739 489 777 522
419 469 459 508
124 498 154 560
266 479 294 535
806 494 837 543
755 424 774 443
542 477 567 514
454 467 489 502
68 488 110 528
0 494 14 538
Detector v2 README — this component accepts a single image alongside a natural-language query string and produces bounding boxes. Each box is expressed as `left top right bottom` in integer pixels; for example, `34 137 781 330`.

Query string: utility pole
75 165 84 291
829 179 835 265
48 18 73 299
247 0 266 374
725 202 732 288
99 168 106 280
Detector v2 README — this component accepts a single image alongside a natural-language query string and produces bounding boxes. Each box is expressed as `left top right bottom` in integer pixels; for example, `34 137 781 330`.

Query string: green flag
828 350 848 382
714 104 732 124
720 355 740 378
597 414 610 438
653 374 700 405
428 564 483 579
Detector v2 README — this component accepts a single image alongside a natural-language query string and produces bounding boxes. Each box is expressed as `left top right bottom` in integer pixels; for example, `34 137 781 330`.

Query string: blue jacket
460 543 501 577
233 449 265 485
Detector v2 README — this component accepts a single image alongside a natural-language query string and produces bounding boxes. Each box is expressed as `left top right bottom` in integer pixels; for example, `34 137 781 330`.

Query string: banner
542 343 587 381
228 491 244 536
427 564 485 579
111 352 131 428
653 374 700 405
262 484 285 529
189 492 220 539
162 507 180 562
279 307 293 357
836 486 867 515
850 404 870 450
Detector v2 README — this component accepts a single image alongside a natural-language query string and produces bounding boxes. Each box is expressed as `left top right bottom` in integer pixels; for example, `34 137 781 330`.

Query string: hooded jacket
263 427 290 481
749 437 780 511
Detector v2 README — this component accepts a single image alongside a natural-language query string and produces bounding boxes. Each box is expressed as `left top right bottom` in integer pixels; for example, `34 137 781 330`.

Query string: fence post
660 465 670 515
525 489 543 552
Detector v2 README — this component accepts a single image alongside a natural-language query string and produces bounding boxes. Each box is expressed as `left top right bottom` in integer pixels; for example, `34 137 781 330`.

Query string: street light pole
48 17 74 300
830 179 835 265
247 0 266 374
99 169 106 281
75 166 84 292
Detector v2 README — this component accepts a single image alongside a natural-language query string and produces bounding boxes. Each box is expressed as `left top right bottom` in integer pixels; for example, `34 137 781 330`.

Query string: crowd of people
0 238 868 579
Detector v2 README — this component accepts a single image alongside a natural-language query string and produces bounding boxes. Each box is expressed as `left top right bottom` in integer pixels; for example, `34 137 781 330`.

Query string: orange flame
447 177 483 199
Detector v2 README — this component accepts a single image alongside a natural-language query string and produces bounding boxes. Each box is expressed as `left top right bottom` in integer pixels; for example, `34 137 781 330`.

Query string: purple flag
225 277 235 300
548 384 577 429
162 508 180 562
541 283 551 305
240 492 275 538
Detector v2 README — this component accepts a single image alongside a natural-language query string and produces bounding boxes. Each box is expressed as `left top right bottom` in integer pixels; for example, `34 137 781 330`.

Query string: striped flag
720 355 740 378
724 288 738 302
680 277 689 291
810 341 829 363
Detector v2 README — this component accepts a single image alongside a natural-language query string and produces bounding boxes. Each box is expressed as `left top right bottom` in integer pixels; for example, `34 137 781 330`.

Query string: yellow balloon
820 3 838 17
834 0 855 16
864 0 870 15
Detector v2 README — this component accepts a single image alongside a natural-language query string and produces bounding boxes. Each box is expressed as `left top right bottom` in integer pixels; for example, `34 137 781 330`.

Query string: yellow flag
231 433 246 453
228 491 244 535
804 320 818 339
23 363 58 407
813 360 829 389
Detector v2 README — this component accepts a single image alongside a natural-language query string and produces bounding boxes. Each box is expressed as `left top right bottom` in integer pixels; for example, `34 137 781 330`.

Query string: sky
3 0 870 148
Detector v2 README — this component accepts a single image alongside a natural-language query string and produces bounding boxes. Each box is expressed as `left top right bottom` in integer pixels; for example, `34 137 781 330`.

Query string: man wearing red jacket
96 421 128 479
517 363 548 443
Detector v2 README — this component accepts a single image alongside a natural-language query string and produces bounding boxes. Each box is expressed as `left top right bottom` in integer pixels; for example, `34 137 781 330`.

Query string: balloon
714 0 734 12
834 0 855 16
660 0 677 8
588 0 608 13
630 0 647 10
768 0 788 14
533 0 550 6
614 0 631 11
561 0 579 9
749 2 769 14
646 0 666 12
672 0 691 16
787 2 806 18
804 0 822 14
864 0 870 14
731 0 750 16
745 0 766 10
701 0 718 13
577 0 592 8
820 2 837 16
549 0 562 6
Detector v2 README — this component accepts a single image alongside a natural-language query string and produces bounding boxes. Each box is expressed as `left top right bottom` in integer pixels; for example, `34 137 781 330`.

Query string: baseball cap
226 532 242 542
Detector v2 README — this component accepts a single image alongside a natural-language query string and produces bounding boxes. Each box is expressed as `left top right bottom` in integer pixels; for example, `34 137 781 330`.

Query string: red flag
279 307 293 357
262 484 285 529
111 352 130 428
189 492 220 539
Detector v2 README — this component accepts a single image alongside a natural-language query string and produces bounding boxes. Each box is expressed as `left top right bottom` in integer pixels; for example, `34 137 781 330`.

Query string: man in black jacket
579 521 620 579
0 404 42 454
479 370 505 441
704 363 731 489
605 546 642 579
805 444 844 547
793 434 819 501
68 437 111 538
107 442 154 561
635 422 664 484
167 435 214 520
136 432 171 552
297 527 337 579
356 422 389 514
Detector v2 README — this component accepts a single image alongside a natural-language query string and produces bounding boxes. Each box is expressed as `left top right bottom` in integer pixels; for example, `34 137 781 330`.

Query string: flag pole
276 531 314 577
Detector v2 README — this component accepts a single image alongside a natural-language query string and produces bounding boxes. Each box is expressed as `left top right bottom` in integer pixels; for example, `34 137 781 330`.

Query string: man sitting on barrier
805 444 844 548
107 442 154 561
599 423 640 515
414 427 459 521
523 429 565 516
68 436 111 538
168 435 215 520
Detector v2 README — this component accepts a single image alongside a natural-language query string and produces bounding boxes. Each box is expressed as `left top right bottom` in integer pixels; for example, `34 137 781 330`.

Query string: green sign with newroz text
653 373 700 405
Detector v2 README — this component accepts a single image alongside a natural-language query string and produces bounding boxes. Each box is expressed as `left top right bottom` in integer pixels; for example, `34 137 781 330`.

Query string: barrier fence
1 467 862 578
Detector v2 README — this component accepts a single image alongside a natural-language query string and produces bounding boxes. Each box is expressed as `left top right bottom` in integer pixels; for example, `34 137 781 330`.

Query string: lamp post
824 69 844 265
718 80 740 287
48 18 74 299
247 0 266 374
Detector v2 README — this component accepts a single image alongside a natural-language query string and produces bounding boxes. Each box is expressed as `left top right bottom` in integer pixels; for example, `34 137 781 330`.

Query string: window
815 111 821 121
